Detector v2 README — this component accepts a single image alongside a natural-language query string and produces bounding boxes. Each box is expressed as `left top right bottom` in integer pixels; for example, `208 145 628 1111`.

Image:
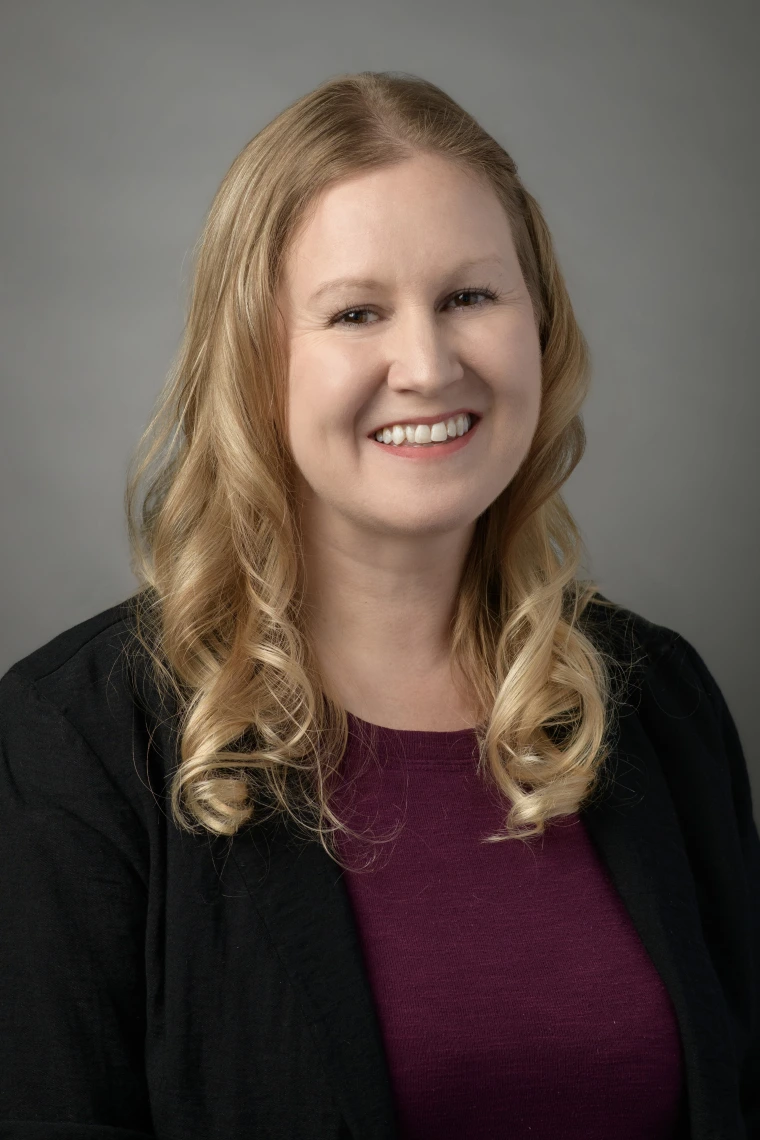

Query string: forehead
280 154 517 298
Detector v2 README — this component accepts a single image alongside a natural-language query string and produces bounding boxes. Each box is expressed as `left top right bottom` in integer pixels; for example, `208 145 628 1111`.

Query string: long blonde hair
125 70 633 866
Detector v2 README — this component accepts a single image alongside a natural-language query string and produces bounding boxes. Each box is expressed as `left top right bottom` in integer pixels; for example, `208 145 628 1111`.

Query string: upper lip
367 408 480 437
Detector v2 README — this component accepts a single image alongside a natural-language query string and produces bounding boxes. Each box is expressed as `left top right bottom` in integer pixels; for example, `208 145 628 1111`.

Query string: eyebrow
308 256 508 304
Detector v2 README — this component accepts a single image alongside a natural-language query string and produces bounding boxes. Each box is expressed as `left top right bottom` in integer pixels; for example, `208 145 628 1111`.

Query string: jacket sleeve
0 669 155 1138
674 634 760 1136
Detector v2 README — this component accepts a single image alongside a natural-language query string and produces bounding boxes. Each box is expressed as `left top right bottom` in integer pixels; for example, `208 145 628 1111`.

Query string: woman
0 71 757 1140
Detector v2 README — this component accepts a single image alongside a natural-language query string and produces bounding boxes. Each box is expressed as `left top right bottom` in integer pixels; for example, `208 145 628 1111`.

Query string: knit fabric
331 713 686 1139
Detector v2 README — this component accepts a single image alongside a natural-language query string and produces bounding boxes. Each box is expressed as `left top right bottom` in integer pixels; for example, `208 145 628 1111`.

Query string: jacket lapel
231 813 399 1139
581 700 741 1140
229 697 740 1140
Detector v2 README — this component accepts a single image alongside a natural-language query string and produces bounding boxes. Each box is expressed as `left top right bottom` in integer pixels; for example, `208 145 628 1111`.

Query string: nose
384 306 465 396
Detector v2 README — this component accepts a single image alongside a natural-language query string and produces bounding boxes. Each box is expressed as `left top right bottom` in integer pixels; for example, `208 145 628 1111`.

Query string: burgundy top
330 713 686 1139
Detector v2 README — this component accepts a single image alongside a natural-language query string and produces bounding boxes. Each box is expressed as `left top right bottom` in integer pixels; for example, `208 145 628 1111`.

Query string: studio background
1 0 757 814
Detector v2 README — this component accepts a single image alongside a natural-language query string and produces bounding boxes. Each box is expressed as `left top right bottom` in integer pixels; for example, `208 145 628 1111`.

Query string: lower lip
368 417 480 460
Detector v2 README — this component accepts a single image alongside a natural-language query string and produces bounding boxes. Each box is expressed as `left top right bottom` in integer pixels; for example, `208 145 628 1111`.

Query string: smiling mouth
370 412 479 447
368 414 482 460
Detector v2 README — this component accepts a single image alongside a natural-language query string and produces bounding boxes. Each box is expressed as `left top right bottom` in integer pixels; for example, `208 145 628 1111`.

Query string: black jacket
0 595 758 1140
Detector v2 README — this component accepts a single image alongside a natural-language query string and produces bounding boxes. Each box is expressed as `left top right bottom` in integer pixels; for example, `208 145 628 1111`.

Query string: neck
297 499 478 729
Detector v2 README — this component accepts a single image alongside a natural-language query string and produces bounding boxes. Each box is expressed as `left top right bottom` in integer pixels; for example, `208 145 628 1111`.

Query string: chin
368 507 479 538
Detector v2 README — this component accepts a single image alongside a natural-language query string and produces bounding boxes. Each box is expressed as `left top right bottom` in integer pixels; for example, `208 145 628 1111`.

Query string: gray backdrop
1 0 757 811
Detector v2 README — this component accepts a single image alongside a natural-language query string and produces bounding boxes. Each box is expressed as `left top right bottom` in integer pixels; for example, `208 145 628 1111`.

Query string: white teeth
374 415 473 446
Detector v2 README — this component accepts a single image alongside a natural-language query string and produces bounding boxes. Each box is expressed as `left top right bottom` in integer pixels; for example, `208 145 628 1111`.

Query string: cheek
289 337 376 435
477 318 542 415
470 303 541 373
507 372 543 456
286 339 372 462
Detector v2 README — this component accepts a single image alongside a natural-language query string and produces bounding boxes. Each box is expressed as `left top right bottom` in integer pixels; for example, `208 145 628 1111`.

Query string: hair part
125 70 634 869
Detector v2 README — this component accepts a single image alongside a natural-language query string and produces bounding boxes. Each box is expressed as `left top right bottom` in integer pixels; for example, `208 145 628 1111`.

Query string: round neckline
346 709 479 737
345 710 481 768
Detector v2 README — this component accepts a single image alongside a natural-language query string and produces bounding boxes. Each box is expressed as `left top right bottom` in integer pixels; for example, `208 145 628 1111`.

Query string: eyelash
328 285 502 327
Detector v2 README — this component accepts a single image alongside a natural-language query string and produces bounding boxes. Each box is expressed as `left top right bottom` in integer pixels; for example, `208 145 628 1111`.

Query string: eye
331 306 376 327
329 285 500 327
446 287 500 311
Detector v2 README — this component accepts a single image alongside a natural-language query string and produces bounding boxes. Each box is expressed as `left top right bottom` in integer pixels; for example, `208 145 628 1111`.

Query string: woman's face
277 152 543 541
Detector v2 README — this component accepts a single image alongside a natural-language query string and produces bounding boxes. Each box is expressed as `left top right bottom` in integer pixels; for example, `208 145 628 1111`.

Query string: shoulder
0 594 170 821
581 589 737 723
583 591 756 825
581 589 729 710
578 590 681 668
3 596 137 691
0 595 152 735
579 591 749 777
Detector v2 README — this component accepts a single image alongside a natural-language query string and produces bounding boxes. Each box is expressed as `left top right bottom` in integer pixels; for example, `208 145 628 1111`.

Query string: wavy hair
125 70 634 867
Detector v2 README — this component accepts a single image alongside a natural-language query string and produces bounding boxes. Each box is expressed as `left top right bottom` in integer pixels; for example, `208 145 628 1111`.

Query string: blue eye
329 286 500 327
